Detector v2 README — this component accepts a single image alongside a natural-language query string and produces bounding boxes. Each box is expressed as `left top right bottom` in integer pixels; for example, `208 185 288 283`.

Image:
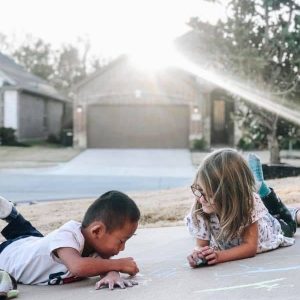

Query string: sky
0 0 226 59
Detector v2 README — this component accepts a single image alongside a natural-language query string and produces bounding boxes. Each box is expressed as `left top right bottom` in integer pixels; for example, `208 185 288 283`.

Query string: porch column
73 98 87 149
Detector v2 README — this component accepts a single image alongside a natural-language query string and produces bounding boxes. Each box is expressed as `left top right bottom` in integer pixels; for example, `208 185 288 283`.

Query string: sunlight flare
129 41 180 71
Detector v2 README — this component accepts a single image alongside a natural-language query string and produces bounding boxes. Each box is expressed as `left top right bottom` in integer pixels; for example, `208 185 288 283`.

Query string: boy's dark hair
82 190 140 232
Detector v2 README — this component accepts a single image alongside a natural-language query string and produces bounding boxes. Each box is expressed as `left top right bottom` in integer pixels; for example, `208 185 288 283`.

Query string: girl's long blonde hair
192 148 256 242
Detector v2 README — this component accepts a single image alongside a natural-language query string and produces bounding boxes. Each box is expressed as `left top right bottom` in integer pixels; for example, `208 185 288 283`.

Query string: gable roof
73 54 198 93
0 52 66 102
72 55 126 92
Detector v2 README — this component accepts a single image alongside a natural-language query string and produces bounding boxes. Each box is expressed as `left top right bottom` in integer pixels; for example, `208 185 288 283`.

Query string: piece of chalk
194 258 207 267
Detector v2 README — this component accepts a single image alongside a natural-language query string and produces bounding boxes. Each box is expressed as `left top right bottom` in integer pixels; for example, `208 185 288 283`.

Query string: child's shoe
0 197 13 220
0 270 18 299
288 208 300 227
247 153 270 197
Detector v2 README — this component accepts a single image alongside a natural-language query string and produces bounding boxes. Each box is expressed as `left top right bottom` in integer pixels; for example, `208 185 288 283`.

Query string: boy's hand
95 271 138 290
117 257 139 276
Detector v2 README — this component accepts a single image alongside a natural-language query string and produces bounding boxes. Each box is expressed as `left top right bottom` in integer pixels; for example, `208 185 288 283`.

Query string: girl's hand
187 250 205 268
95 271 138 290
201 246 219 265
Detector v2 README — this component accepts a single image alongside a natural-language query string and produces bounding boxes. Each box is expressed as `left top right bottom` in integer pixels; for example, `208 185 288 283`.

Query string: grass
0 145 81 163
0 176 298 239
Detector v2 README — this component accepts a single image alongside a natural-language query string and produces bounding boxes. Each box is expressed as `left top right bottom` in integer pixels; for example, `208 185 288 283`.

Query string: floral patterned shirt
185 193 294 253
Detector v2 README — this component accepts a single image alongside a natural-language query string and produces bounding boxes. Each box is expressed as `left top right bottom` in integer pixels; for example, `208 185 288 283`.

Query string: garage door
87 105 189 148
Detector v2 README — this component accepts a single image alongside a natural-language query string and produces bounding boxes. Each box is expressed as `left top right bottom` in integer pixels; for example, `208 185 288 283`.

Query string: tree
1 33 106 96
50 44 87 92
13 34 54 81
187 0 300 163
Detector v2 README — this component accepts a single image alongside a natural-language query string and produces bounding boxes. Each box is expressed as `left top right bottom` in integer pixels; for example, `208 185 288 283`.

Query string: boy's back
0 220 83 285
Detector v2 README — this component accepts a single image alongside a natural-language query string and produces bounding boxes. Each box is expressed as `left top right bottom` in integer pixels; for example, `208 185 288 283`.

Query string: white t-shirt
0 220 86 285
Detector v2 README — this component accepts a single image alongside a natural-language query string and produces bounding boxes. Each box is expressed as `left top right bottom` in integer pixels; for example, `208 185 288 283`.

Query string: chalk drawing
129 269 179 287
149 267 178 279
215 264 300 278
195 278 286 293
132 273 153 286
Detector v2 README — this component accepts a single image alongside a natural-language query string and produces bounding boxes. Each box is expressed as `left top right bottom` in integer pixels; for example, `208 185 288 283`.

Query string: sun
128 40 183 72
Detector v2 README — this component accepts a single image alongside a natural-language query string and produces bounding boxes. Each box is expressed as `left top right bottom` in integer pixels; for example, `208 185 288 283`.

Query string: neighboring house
73 54 237 149
0 52 69 141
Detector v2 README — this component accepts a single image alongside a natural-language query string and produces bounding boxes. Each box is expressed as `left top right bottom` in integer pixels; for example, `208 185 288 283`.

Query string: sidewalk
18 226 300 300
1 146 299 170
191 150 300 167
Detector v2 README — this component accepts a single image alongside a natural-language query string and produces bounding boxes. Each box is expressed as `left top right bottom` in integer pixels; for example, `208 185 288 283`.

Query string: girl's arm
195 239 210 249
202 221 258 265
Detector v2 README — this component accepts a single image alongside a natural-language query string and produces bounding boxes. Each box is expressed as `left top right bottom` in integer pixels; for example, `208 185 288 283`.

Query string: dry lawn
0 146 80 168
1 176 299 237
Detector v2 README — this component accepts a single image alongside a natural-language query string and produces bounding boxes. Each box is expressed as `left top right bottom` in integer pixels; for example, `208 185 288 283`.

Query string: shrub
237 136 256 150
47 134 60 144
0 127 18 145
192 138 207 151
0 127 29 146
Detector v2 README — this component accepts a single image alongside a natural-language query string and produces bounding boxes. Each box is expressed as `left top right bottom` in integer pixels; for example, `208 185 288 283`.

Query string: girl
186 149 300 267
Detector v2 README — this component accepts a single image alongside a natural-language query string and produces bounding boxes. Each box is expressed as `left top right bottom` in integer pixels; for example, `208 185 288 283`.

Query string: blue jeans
0 214 43 253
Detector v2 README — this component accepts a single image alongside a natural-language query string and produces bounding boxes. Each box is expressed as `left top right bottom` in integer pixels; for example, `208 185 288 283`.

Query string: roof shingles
0 52 66 102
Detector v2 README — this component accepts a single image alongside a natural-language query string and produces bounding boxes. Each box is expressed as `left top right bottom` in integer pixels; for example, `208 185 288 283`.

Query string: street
0 149 195 202
0 173 192 203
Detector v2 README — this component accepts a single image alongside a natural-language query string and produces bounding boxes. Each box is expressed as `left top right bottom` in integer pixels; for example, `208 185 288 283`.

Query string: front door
211 98 234 145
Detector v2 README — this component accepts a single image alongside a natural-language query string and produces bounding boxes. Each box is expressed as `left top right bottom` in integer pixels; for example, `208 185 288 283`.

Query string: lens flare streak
173 54 300 125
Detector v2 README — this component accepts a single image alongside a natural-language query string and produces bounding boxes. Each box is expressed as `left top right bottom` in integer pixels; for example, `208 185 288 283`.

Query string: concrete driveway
0 149 195 202
1 149 195 177
18 226 300 300
46 149 195 177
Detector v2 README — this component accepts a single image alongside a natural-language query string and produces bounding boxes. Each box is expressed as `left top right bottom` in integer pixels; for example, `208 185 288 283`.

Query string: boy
0 190 140 292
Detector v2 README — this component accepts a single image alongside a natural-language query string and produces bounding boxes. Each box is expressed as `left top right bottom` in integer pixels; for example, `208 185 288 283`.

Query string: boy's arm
56 247 139 277
202 221 258 264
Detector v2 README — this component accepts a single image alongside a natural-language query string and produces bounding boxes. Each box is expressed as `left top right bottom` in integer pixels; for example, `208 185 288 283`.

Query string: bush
0 127 29 146
47 134 60 144
192 138 207 151
236 137 256 150
0 127 18 145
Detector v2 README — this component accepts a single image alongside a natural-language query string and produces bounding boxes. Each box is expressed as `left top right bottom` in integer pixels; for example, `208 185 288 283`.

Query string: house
0 52 69 141
175 30 245 147
73 54 237 149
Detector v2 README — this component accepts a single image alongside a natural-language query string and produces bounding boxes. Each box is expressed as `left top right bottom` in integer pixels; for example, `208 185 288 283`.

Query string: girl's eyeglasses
191 184 213 204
